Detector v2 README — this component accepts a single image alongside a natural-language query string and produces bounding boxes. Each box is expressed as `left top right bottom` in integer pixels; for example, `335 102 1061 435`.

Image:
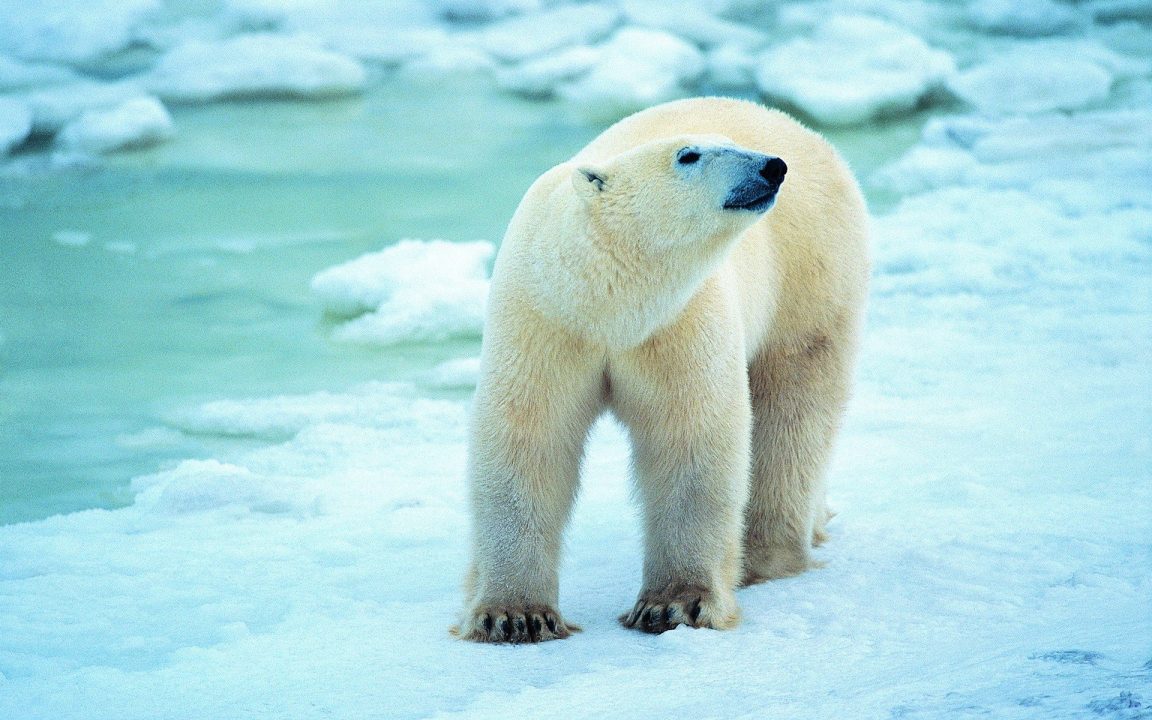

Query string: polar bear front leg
611 312 752 633
458 335 603 643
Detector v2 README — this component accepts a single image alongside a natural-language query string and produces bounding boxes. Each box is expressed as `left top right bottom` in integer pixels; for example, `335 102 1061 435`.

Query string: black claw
530 615 542 641
500 617 512 638
545 615 558 634
482 614 493 633
688 599 702 623
644 608 660 629
513 616 527 640
628 600 645 626
663 606 674 626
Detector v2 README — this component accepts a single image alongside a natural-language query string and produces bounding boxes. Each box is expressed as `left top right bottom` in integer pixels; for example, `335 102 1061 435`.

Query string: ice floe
966 0 1084 36
0 97 31 155
474 4 620 63
1085 0 1152 22
322 26 452 67
3 0 1140 166
621 0 768 49
494 45 601 98
396 44 496 80
51 230 94 247
557 27 706 121
431 0 542 23
0 55 77 92
131 459 313 516
21 81 147 135
55 96 173 155
424 357 482 389
948 50 1112 114
873 109 1152 214
704 43 759 90
754 15 956 126
168 381 449 440
145 34 367 103
0 0 161 67
311 239 494 345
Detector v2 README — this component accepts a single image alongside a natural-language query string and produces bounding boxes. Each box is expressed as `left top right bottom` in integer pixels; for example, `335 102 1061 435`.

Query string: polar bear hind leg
742 327 854 585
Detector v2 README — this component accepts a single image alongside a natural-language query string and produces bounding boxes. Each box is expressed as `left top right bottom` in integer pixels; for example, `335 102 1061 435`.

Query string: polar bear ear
572 166 607 200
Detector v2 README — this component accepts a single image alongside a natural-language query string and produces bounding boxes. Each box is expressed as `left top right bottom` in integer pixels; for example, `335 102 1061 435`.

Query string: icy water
0 78 922 526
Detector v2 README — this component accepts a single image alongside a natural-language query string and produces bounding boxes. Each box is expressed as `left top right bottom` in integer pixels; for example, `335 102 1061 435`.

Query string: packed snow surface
1 1 1150 719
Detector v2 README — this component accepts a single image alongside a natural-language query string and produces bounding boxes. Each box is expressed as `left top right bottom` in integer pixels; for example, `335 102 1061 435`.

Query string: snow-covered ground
1 1 1150 718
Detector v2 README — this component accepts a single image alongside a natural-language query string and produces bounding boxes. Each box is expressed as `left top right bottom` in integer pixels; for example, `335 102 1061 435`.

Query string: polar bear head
529 134 787 347
570 134 787 247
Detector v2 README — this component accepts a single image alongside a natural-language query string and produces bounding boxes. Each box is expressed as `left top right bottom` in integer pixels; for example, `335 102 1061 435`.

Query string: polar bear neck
518 198 742 351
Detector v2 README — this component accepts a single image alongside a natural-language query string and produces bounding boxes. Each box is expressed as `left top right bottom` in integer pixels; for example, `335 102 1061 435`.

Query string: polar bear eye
677 149 701 165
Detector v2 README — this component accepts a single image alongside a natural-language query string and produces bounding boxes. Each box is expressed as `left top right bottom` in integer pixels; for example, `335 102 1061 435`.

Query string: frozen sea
1 1 1150 718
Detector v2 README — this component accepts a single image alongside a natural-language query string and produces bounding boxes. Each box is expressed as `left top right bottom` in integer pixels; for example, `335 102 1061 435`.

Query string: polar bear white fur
457 97 869 643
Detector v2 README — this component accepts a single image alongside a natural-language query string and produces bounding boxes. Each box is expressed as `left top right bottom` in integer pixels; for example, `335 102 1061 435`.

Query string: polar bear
457 97 869 643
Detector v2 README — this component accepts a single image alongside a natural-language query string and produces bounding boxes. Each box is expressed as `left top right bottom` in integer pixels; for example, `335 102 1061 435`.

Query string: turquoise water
0 78 921 525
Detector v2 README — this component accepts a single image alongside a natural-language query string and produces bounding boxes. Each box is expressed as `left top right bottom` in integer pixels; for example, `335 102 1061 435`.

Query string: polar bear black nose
760 157 787 185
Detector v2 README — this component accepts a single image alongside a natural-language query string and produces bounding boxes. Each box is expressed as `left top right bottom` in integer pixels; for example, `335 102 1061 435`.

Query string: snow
1 304 1149 716
0 97 32 155
145 34 367 103
754 15 956 126
310 239 494 345
54 97 173 155
1 1 1151 717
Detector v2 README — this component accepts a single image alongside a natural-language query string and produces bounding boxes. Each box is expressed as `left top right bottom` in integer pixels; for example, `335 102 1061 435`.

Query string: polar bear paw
455 604 577 644
620 583 739 634
741 543 825 586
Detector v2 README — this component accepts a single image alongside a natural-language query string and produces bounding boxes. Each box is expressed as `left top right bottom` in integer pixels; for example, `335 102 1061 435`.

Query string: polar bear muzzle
722 152 787 213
